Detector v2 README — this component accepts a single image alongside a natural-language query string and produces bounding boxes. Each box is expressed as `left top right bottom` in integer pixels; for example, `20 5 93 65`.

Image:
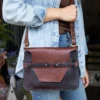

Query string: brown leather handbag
23 0 80 91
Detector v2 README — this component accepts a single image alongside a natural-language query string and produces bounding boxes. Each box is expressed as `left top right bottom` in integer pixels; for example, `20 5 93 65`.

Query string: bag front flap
24 47 78 63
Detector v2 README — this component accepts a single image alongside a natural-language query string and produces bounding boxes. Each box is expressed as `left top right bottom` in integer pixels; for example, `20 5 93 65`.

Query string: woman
3 0 89 100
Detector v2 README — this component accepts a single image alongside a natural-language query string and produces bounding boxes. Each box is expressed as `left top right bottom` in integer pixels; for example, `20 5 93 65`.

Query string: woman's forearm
2 0 47 27
44 8 60 22
44 5 77 22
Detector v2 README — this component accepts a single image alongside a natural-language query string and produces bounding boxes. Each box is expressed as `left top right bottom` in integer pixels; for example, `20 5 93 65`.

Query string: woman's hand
58 5 77 22
82 69 89 88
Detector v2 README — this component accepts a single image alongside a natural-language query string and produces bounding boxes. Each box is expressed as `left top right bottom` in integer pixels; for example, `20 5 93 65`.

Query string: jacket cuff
30 5 46 27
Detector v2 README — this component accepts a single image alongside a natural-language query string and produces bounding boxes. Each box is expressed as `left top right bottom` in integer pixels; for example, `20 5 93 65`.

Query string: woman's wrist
44 8 60 22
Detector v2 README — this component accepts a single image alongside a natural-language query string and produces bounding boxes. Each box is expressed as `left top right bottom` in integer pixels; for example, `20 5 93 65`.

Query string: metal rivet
45 64 47 66
56 64 58 67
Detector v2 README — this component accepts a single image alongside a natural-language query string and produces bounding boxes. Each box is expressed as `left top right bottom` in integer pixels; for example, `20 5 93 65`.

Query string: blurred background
0 0 100 100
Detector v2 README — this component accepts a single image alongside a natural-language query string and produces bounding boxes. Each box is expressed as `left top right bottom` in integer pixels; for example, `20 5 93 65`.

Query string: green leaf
0 33 13 41
0 23 14 48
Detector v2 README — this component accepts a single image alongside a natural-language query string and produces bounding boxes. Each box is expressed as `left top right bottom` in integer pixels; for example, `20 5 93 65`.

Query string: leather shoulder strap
70 0 76 45
24 28 29 47
70 0 74 4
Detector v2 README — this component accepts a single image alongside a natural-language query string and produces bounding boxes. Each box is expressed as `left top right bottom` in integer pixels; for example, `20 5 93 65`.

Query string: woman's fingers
82 70 89 88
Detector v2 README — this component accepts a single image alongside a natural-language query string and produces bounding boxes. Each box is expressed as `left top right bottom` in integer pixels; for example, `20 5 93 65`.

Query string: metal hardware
45 64 48 67
26 62 79 68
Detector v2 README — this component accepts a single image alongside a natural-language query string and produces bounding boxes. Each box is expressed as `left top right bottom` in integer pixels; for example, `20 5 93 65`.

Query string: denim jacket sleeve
2 0 46 27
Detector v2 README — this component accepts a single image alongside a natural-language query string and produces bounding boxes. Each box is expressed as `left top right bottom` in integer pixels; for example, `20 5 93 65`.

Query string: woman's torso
24 0 70 47
24 0 60 47
24 0 70 34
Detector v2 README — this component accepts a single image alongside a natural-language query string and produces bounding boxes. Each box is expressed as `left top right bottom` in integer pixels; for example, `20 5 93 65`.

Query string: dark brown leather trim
23 61 78 68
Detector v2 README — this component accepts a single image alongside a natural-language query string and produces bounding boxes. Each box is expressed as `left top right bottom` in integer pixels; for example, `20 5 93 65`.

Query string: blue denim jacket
3 0 88 78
